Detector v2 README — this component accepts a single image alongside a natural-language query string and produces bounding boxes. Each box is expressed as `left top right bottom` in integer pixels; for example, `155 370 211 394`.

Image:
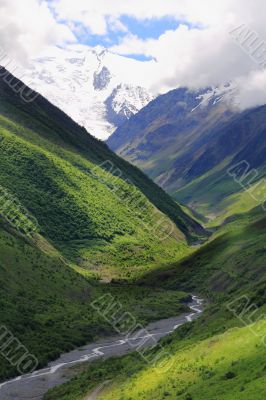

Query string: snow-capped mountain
20 46 154 139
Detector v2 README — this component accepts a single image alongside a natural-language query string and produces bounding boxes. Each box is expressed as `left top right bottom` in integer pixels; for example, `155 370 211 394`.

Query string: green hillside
0 71 205 282
45 319 266 400
175 158 266 226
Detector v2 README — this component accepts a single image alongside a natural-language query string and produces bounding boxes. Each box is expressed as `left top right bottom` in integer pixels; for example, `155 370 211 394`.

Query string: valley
44 205 266 400
0 71 204 384
39 83 266 400
1 18 266 400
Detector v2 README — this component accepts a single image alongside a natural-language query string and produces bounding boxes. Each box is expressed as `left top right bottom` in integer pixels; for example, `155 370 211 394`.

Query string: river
0 296 204 400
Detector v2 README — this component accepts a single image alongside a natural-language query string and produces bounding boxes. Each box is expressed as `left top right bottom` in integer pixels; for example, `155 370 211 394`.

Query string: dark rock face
93 66 111 91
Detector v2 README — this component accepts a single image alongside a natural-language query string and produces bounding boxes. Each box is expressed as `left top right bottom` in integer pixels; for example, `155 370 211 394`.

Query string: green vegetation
175 159 266 226
0 74 201 381
1 70 266 400
140 205 266 299
0 74 205 283
45 205 266 400
0 222 188 381
0 112 189 280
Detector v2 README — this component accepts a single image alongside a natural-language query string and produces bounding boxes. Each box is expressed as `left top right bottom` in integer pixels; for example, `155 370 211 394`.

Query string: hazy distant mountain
107 85 237 191
21 46 153 139
107 84 266 219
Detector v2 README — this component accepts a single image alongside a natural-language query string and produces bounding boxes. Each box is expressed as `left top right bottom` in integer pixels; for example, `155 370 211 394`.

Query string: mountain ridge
107 86 236 182
107 85 266 220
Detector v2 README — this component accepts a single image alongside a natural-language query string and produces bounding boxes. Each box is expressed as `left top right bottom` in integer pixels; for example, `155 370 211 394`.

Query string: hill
107 86 234 189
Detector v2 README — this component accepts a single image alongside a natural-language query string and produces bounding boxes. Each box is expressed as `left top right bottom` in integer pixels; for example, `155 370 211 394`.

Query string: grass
44 300 266 400
0 115 190 279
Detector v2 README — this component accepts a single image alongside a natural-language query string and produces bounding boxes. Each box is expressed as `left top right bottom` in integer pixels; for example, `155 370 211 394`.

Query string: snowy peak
20 46 154 140
105 83 152 127
109 84 152 115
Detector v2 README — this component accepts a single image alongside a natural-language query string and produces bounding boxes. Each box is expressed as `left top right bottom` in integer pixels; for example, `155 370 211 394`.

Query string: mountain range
20 46 153 140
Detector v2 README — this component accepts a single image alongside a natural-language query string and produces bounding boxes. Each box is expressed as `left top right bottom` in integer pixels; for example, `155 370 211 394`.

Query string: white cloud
0 0 75 67
2 0 266 111
103 0 266 110
51 0 233 28
110 24 256 93
108 17 128 34
235 69 266 110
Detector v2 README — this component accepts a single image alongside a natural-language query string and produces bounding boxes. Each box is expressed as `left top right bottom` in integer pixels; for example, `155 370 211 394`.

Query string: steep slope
0 67 204 275
0 220 189 382
20 46 153 139
107 86 235 187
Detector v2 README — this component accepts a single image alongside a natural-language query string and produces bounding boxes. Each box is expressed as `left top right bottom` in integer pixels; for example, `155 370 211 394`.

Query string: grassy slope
141 205 266 301
0 73 206 283
45 206 266 399
175 157 266 225
0 72 204 244
46 320 266 400
0 112 190 280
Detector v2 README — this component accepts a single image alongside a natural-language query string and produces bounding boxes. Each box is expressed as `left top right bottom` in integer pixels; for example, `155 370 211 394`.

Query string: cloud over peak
1 0 266 111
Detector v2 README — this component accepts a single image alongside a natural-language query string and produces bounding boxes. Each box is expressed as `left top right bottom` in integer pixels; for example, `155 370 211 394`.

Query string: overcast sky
1 0 266 109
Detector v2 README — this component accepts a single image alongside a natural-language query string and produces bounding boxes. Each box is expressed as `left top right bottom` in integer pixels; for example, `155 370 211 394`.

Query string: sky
1 0 266 109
